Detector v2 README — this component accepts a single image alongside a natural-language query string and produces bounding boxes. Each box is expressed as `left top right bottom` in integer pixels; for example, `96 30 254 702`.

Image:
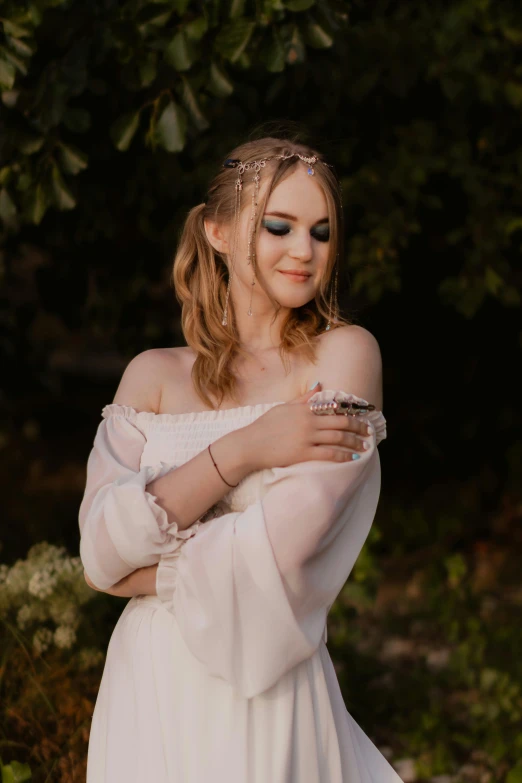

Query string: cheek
256 232 283 263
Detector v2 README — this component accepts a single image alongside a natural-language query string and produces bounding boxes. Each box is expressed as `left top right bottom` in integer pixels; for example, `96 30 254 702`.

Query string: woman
79 136 404 782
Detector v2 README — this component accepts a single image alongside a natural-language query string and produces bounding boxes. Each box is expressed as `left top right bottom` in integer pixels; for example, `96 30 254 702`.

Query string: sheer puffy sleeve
78 404 201 590
156 389 387 699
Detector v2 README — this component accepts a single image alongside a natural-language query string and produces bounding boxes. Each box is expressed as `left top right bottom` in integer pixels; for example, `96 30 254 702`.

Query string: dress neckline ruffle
100 390 387 444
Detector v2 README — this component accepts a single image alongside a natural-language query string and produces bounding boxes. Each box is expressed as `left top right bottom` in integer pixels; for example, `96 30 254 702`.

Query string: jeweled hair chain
220 153 339 331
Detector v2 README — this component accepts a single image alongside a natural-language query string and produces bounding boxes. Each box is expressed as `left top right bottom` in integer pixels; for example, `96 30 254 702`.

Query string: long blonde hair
172 135 351 409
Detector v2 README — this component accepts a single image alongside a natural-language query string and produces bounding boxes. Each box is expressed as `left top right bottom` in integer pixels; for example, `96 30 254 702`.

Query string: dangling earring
222 168 243 327
325 257 339 331
326 183 343 331
246 163 262 316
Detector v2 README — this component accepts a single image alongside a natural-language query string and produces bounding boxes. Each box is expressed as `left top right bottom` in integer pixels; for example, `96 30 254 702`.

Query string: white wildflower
426 647 451 671
5 561 28 594
393 757 417 782
48 597 78 628
33 627 53 655
77 647 105 671
54 625 76 650
28 542 67 564
28 566 59 599
16 604 32 630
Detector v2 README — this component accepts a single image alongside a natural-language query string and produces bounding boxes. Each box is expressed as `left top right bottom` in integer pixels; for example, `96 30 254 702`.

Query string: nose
288 229 313 261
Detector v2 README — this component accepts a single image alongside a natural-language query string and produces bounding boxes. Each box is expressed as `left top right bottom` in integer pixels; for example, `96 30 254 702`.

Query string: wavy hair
172 135 351 409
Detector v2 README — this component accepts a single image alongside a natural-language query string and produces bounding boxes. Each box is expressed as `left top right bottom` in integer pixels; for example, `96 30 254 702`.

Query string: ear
204 218 231 255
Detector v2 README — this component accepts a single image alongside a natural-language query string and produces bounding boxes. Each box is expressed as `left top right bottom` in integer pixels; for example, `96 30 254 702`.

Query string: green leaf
181 77 209 131
0 46 28 76
0 758 32 783
502 27 522 45
27 182 48 225
305 22 333 48
505 217 522 235
136 5 173 31
17 173 32 191
284 0 315 10
265 29 285 72
0 167 11 186
155 100 186 152
164 31 194 71
229 0 246 18
51 165 76 210
110 111 141 151
507 764 522 783
6 36 35 59
185 16 208 41
2 20 32 38
505 81 522 107
215 20 255 62
16 133 44 155
0 188 17 224
139 52 157 87
484 266 503 295
0 58 16 89
172 0 191 16
58 143 88 175
208 62 234 97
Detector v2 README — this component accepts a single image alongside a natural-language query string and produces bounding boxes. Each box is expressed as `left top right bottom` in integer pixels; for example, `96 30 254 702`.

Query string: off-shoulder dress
78 389 404 783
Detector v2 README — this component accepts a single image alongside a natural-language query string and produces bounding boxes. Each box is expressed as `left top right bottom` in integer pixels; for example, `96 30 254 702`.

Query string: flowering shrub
0 541 97 656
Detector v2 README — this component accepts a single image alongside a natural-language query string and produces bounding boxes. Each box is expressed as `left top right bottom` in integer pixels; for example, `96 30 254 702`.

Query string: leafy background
1 0 521 781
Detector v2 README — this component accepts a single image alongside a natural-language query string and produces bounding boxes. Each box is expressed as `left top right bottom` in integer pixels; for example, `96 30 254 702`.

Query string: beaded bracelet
207 443 239 488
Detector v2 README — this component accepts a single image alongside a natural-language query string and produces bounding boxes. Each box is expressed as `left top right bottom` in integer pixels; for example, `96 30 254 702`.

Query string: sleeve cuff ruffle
156 550 182 610
105 460 201 568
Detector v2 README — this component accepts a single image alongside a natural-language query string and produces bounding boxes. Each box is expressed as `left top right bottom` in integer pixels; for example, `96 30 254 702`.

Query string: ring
309 397 376 416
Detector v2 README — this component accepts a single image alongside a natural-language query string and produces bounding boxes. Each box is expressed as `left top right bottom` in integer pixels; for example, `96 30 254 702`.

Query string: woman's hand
245 382 375 471
84 565 158 597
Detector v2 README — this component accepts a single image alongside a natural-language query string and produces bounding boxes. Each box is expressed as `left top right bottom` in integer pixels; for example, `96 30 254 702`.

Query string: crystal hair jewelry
220 152 340 330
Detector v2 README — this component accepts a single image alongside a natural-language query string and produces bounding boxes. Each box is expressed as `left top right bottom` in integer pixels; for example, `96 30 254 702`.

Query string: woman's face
228 166 332 313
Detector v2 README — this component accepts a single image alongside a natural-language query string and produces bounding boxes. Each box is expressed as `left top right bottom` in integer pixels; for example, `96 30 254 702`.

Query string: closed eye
262 220 290 236
262 220 329 242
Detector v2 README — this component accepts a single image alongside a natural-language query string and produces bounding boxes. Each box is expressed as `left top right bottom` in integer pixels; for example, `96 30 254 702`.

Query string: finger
317 430 371 453
312 446 363 463
316 415 373 437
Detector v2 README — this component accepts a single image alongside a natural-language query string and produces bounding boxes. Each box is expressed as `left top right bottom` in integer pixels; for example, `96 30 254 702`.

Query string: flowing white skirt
86 595 403 783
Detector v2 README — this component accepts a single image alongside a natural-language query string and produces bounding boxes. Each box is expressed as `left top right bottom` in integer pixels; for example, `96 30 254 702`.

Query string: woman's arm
84 564 158 597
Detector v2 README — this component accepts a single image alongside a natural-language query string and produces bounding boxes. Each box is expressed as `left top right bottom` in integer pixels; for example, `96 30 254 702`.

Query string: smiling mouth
279 271 312 280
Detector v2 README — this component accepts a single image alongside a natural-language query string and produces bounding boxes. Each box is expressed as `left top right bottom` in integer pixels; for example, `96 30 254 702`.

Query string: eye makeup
261 219 330 243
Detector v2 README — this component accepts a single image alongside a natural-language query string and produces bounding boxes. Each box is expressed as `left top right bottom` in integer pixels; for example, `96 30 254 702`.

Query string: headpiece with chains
210 151 339 331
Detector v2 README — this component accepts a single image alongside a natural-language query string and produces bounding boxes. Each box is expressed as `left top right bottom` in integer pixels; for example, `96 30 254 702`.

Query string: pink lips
279 271 311 282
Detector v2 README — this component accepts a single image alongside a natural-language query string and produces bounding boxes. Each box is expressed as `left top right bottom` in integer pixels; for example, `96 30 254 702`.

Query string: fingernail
308 381 320 391
351 453 361 461
362 441 371 450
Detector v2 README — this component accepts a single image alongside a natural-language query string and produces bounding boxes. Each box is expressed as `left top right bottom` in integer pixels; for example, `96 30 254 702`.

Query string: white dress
79 389 404 783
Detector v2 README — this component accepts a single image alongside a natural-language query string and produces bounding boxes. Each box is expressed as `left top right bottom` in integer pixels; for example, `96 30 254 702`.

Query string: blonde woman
79 136 404 782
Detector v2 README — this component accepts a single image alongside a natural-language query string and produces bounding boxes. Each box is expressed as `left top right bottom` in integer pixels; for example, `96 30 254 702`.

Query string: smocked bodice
101 393 386 517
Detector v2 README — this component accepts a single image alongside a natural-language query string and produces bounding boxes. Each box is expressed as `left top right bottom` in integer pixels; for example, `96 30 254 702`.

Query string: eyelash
263 224 330 243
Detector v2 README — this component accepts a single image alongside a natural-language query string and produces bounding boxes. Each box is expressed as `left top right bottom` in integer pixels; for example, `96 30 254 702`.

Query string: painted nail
352 453 361 461
308 381 320 391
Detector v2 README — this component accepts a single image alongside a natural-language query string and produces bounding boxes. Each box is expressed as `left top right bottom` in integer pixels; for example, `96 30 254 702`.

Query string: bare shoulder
314 324 383 408
112 347 183 413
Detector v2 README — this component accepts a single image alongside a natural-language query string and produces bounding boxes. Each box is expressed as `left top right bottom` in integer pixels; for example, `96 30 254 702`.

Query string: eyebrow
264 211 329 224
